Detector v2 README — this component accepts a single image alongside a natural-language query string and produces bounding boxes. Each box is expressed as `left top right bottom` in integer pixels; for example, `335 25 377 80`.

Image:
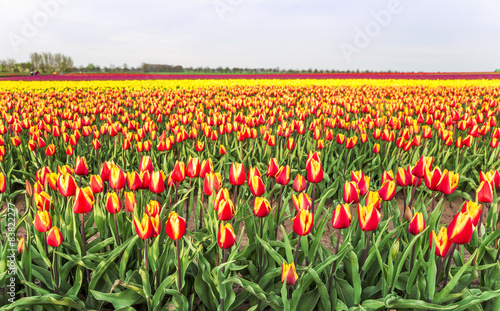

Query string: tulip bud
292 209 314 236
165 212 186 241
47 226 63 247
373 143 381 153
332 203 352 229
404 206 413 223
18 237 25 255
218 223 236 249
46 144 56 156
390 239 400 260
281 261 298 285
35 191 53 211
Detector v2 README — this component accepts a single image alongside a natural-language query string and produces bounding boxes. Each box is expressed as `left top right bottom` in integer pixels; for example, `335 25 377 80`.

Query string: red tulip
214 188 231 211
267 158 279 178
447 212 474 244
307 159 323 183
139 156 153 174
411 156 433 178
345 136 358 149
35 191 53 211
351 170 369 196
149 171 165 193
46 144 56 156
248 175 266 196
165 211 186 240
378 180 397 201
100 161 112 182
292 174 307 192
47 226 63 247
373 143 381 153
276 165 291 185
358 203 380 232
480 170 500 189
124 191 137 212
109 165 125 190
0 172 8 193
229 163 246 186
186 157 200 178
281 261 298 285
133 214 153 240
460 201 482 227
199 158 214 178
73 187 95 214
203 172 222 196
343 181 360 204
57 172 77 197
172 161 186 182
34 210 52 233
218 223 236 249
286 137 295 150
424 167 442 191
293 209 314 236
74 156 89 176
438 170 459 195
477 181 493 203
90 175 104 193
217 198 235 221
430 227 452 257
146 200 161 217
365 191 382 210
408 212 425 235
106 192 121 214
126 171 143 191
305 151 321 171
396 167 411 187
332 203 352 229
254 197 271 217
292 192 312 212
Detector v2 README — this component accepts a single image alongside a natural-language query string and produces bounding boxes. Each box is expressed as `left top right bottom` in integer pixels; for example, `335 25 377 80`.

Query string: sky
1 0 500 72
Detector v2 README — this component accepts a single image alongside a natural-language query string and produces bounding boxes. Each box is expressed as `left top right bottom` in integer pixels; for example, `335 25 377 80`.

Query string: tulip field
2 78 500 310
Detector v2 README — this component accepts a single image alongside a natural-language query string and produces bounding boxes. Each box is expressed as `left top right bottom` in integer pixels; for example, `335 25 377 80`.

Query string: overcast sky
1 0 499 72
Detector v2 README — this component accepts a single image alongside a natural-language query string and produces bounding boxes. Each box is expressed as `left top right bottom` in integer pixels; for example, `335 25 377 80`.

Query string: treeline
1 53 417 75
0 52 74 74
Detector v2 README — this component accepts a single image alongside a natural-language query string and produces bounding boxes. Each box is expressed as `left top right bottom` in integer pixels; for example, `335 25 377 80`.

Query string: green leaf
91 289 145 309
